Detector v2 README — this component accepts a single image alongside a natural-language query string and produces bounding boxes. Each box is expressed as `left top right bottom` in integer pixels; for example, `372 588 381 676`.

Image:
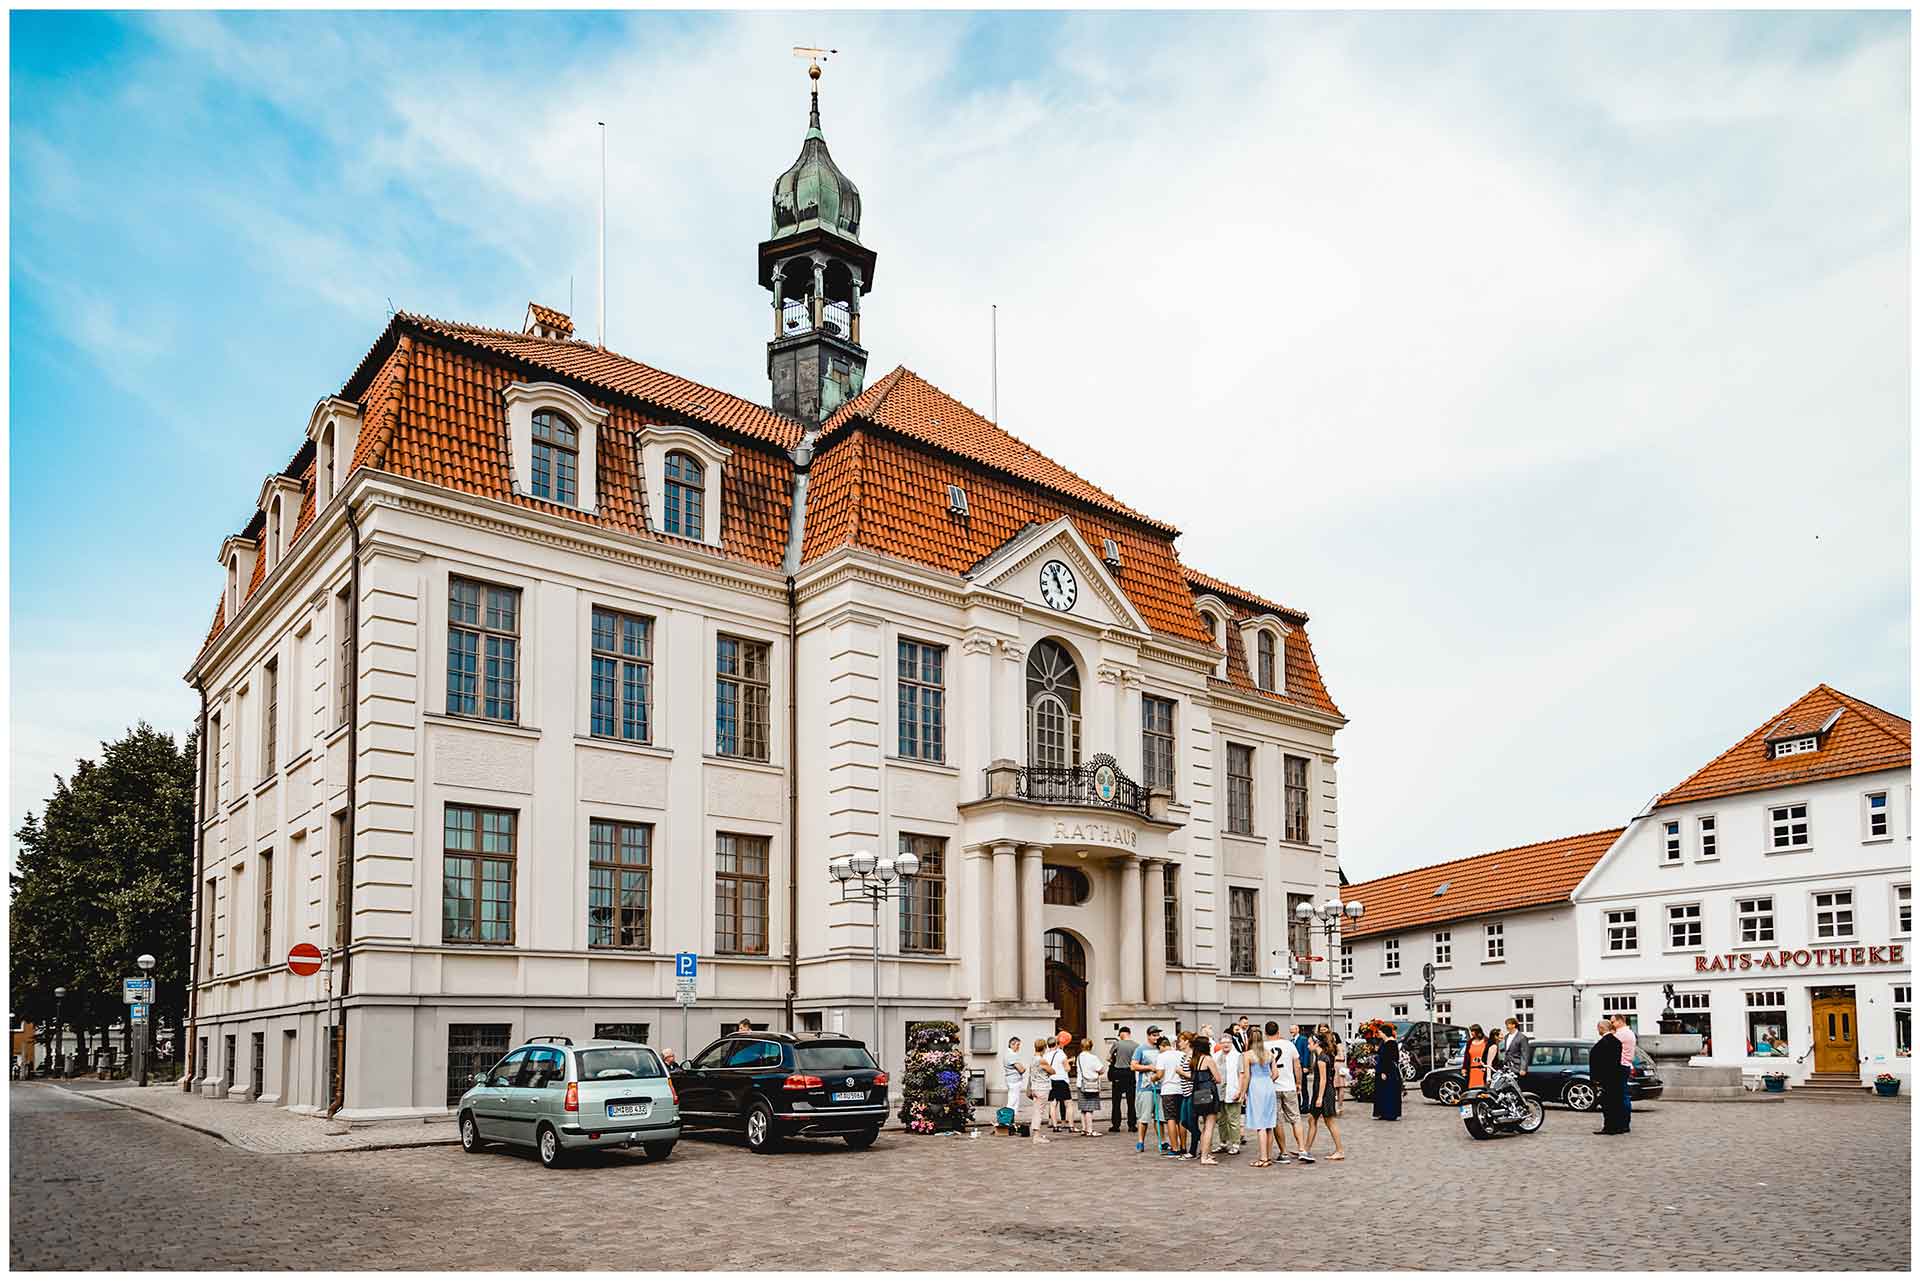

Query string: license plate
831 1090 866 1102
1458 1104 1472 1117
607 1102 651 1119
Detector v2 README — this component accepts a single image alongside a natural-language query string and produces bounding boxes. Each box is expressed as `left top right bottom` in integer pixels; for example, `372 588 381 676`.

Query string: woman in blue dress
1243 1026 1280 1167
1372 1033 1403 1121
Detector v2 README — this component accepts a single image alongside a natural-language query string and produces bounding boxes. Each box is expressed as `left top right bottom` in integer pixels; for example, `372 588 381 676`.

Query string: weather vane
792 45 837 81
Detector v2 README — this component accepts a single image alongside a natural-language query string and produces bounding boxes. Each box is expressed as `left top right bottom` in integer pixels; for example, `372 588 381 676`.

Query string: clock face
1038 559 1078 612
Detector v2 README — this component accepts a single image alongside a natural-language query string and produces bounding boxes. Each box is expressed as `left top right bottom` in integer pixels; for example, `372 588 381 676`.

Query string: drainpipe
780 436 815 1029
184 682 209 1090
330 501 362 1118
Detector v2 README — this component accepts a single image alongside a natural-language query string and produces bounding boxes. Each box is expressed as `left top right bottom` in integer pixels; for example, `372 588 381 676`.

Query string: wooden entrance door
1047 965 1087 1045
1811 989 1858 1074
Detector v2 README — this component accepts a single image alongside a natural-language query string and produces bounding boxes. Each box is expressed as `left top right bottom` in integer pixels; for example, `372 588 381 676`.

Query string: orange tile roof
820 368 1176 534
1343 828 1623 940
525 302 574 337
1183 567 1306 624
1655 684 1911 809
1208 595 1343 720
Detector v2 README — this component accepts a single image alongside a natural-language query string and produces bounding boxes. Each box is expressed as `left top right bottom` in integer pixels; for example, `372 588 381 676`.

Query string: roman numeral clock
1039 559 1078 612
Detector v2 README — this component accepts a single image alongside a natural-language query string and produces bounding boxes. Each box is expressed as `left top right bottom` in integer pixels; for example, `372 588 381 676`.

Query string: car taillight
668 1077 678 1104
872 1072 888 1087
564 1082 579 1112
783 1074 824 1091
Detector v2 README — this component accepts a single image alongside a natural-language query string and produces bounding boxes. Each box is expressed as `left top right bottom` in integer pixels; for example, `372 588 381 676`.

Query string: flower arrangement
1876 1072 1898 1084
896 1021 974 1134
1358 1018 1398 1044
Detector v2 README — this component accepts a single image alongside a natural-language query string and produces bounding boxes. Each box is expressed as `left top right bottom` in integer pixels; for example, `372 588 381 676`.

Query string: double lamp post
827 849 919 1073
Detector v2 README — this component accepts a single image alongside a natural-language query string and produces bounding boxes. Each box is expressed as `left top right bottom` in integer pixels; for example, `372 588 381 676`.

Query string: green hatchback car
456 1036 680 1168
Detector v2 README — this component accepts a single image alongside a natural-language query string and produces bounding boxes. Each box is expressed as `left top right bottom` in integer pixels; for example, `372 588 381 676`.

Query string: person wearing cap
1131 1030 1161 1153
1108 1026 1139 1133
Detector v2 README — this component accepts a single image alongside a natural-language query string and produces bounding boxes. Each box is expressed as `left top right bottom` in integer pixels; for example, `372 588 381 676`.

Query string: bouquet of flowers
896 1021 974 1134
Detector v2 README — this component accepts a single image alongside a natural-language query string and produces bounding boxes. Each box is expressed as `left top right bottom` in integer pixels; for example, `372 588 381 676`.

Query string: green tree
11 723 195 1069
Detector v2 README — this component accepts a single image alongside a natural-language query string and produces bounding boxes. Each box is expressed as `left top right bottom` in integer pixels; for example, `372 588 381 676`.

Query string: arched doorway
1026 640 1082 785
1044 929 1089 1045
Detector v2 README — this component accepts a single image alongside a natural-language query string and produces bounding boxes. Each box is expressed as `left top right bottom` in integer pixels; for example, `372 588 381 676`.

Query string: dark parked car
1419 1038 1664 1111
671 1033 888 1152
1392 1021 1470 1081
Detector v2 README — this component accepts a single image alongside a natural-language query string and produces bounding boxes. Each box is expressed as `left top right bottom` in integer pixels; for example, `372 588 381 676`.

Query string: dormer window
1102 537 1122 567
319 423 336 506
1772 736 1820 759
1202 611 1221 647
530 411 580 506
268 501 283 568
947 484 970 518
663 451 705 537
227 555 241 616
1256 630 1277 692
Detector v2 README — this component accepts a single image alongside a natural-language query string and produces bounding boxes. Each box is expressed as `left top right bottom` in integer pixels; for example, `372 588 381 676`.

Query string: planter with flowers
896 1021 974 1134
1762 1072 1789 1093
1874 1073 1901 1097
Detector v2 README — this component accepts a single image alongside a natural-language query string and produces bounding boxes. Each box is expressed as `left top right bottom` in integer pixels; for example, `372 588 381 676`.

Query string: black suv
671 1034 888 1152
1420 1038 1665 1110
1392 1021 1470 1081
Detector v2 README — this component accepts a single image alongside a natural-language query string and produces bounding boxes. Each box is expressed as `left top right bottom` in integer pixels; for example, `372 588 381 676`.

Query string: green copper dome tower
759 59 876 427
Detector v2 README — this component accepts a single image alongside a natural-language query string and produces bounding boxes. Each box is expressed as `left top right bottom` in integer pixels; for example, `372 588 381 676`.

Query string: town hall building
182 69 1352 1117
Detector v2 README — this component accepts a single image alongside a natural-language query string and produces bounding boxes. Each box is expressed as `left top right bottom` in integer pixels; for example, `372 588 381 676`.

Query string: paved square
10 1084 1909 1270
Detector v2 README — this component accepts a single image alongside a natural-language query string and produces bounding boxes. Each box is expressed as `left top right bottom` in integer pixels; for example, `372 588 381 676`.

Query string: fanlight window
663 451 705 538
1043 928 1086 977
1043 866 1092 906
1026 640 1082 771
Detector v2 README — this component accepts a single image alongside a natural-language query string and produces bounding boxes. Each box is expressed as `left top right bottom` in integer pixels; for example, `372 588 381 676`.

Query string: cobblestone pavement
10 1084 1908 1270
45 1081 456 1153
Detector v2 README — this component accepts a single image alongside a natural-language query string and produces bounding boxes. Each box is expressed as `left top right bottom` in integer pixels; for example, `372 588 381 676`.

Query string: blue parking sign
675 952 698 979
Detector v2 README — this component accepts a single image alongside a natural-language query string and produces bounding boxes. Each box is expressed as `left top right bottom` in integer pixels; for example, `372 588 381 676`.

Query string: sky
8 10 1910 882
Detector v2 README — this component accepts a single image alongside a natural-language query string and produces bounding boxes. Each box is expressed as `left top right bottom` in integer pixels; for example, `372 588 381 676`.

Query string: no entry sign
287 942 323 977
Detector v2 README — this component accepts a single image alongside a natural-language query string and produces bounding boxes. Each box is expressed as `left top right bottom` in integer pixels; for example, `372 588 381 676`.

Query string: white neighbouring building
1572 684 1911 1089
180 74 1353 1119
1341 829 1620 1040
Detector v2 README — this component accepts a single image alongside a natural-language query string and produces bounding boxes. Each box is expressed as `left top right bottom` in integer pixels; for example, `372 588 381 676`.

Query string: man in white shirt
1266 1019 1313 1164
1155 1036 1189 1157
1002 1036 1027 1131
1211 1031 1244 1155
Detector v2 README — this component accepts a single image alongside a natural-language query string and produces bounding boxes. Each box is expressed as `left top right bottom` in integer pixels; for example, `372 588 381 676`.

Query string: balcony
982 754 1163 820
779 298 853 340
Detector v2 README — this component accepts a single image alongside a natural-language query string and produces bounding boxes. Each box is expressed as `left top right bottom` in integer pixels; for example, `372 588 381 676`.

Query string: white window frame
1432 930 1452 968
1662 820 1682 865
1811 888 1856 941
1389 1003 1409 1019
1771 735 1819 759
1895 883 1911 938
1511 995 1535 1034
1339 944 1353 979
1864 791 1892 841
1434 998 1453 1020
1735 894 1776 946
1696 814 1718 862
503 382 606 514
1382 937 1401 975
636 423 730 546
1768 801 1811 853
1601 993 1638 1027
1895 985 1912 1059
1484 920 1505 962
1605 907 1639 955
1665 901 1704 952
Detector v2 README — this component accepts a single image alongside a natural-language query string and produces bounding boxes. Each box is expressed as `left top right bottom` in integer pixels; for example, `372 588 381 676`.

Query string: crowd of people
1002 1018 1352 1165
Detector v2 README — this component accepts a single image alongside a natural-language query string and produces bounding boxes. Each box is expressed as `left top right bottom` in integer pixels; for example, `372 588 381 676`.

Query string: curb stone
49 1084 459 1155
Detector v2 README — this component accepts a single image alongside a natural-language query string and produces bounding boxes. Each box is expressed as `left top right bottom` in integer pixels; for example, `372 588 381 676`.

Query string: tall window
334 585 353 729
1256 630 1276 691
1896 884 1912 936
1606 907 1639 953
587 820 651 949
529 410 579 506
1667 902 1702 950
1141 695 1175 795
204 876 218 974
1288 892 1313 963
716 636 771 761
448 578 520 722
1813 889 1855 940
1433 930 1452 967
1511 995 1536 1033
1769 803 1810 851
1601 994 1637 1029
1745 991 1788 1057
258 849 273 966
1339 944 1353 979
663 451 705 537
1485 921 1506 960
590 608 653 743
1867 791 1890 838
206 712 222 808
1026 640 1081 771
1698 815 1717 860
1382 937 1401 973
1163 866 1181 967
1283 755 1310 843
897 640 946 762
1225 743 1255 835
1895 986 1911 1059
260 659 278 777
443 805 516 944
897 834 946 953
715 833 769 955
332 811 353 953
1737 895 1775 944
1662 821 1680 864
1229 886 1258 976
1671 991 1712 1045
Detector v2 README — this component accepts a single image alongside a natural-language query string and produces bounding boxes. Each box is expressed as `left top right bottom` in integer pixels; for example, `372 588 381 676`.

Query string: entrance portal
1810 986 1858 1074
1044 929 1088 1045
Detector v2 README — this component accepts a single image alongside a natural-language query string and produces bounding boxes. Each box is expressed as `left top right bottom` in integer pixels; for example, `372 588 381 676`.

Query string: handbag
1190 1068 1219 1109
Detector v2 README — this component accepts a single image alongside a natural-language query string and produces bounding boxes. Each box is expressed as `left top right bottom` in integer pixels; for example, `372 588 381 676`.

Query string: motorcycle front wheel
1517 1095 1546 1133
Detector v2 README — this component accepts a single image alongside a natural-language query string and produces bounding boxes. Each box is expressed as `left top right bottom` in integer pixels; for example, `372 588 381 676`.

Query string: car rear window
576 1047 666 1081
796 1044 878 1071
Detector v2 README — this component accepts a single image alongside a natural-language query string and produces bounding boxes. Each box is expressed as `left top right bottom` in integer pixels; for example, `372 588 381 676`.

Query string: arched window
319 424 336 506
1026 640 1081 772
227 555 240 616
1042 866 1092 906
1256 630 1277 692
663 451 705 537
530 410 579 506
1043 928 1086 978
1201 610 1221 648
268 500 283 566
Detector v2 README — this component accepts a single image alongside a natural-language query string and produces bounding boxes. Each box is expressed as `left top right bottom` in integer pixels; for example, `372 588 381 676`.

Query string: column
849 275 863 346
991 843 1019 1002
1117 855 1144 1005
1018 845 1045 1003
770 267 785 337
811 259 826 328
995 641 1025 763
1143 859 1168 1007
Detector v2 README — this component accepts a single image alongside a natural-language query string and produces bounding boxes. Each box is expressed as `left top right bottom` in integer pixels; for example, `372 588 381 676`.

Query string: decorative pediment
965 517 1149 634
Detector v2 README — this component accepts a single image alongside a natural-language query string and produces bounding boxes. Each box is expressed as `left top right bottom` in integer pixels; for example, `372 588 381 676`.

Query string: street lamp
136 954 156 1087
1295 899 1364 1038
830 849 919 1077
51 986 66 1077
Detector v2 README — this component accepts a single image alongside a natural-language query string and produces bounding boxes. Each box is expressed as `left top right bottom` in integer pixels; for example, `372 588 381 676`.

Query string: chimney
523 302 575 341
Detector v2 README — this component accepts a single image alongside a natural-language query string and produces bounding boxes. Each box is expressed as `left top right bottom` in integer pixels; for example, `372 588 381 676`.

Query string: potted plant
1874 1072 1901 1098
1762 1071 1789 1093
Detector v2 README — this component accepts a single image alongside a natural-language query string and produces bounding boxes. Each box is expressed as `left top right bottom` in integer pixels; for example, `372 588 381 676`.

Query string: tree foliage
11 723 195 1055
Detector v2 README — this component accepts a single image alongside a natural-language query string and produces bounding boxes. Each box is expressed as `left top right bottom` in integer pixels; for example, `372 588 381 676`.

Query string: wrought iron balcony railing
779 298 853 340
1007 754 1150 817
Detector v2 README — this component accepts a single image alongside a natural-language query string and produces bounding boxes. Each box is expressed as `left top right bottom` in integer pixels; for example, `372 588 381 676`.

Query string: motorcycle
1459 1067 1545 1140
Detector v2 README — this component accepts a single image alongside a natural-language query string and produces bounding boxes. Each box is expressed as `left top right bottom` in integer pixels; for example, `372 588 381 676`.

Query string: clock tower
758 61 877 428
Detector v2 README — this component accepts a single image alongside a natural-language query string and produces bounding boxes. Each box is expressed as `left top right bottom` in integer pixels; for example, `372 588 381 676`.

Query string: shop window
1601 994 1637 1029
1672 991 1713 1053
1744 991 1789 1058
1894 986 1911 1059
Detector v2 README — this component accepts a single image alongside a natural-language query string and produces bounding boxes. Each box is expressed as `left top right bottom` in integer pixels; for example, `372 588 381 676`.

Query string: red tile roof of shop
1343 828 1624 940
1654 684 1911 809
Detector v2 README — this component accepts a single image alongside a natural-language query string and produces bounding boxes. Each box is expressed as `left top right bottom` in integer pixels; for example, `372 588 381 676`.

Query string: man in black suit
1589 1018 1625 1135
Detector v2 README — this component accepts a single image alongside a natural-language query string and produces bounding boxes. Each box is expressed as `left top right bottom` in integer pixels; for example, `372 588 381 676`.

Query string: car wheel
459 1112 483 1153
1563 1080 1599 1112
744 1100 780 1153
537 1123 565 1169
642 1140 675 1161
843 1128 879 1150
1435 1078 1465 1106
